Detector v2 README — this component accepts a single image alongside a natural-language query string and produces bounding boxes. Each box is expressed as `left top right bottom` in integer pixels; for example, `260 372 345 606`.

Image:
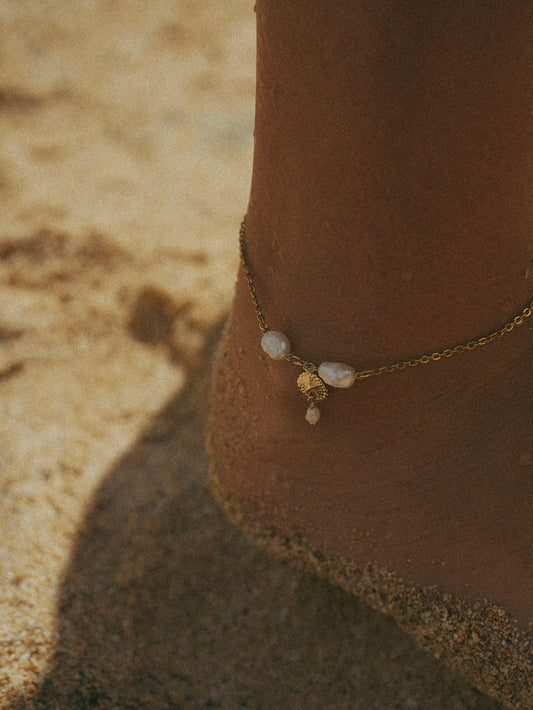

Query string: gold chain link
239 217 533 380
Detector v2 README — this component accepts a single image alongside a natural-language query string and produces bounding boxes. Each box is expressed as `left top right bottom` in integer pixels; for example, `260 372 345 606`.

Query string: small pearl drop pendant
305 405 320 425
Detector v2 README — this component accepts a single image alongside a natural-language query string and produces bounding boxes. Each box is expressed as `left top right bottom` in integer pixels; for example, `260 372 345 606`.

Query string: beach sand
0 2 505 708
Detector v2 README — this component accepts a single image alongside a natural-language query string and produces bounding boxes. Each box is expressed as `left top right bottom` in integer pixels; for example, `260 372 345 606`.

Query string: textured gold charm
297 371 328 406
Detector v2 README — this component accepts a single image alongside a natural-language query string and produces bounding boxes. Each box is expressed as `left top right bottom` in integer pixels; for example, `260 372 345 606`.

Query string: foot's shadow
18 321 502 709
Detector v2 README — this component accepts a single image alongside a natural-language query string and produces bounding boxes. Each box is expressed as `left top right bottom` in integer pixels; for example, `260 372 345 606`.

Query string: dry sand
0 2 506 708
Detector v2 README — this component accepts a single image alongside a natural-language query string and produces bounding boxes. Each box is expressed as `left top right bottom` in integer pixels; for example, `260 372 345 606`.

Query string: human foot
207 257 533 708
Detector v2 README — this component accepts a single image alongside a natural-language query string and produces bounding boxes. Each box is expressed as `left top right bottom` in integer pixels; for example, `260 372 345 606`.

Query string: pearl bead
318 361 356 388
261 331 291 360
305 406 320 425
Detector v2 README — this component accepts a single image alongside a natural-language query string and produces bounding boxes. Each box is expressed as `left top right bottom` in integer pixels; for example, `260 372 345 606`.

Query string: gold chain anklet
239 217 533 425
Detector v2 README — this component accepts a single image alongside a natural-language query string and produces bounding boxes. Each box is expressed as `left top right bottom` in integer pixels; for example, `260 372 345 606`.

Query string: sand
0 2 507 708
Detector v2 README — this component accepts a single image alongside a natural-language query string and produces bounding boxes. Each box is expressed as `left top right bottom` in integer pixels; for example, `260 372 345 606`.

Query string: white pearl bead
318 361 356 388
305 406 320 425
261 331 291 360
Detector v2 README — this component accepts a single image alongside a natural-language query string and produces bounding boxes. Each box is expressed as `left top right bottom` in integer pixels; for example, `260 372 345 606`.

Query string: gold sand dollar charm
297 371 328 405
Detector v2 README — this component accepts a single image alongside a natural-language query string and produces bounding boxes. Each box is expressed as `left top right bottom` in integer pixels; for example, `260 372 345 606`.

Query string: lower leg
248 0 533 357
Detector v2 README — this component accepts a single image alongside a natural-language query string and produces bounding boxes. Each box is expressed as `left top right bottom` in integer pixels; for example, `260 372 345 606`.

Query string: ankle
242 209 533 367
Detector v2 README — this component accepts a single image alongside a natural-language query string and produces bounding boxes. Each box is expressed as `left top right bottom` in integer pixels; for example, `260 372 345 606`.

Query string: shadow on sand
12 321 502 710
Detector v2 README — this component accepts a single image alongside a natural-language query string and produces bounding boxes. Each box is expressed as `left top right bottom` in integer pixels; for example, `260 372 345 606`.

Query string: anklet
239 217 533 425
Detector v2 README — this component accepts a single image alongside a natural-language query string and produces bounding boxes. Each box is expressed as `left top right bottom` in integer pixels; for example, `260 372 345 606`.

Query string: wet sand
0 2 505 708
